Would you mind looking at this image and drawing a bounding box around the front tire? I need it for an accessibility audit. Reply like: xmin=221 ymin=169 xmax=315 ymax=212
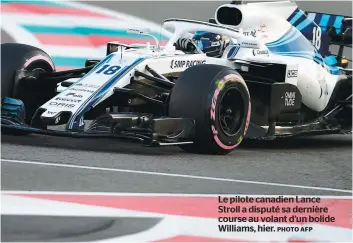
xmin=1 ymin=43 xmax=56 ymax=120
xmin=168 ymin=64 xmax=251 ymax=155
xmin=1 ymin=43 xmax=56 ymax=134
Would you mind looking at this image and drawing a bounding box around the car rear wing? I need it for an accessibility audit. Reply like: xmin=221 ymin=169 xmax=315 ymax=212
xmin=306 ymin=12 xmax=352 ymax=67
xmin=306 ymin=12 xmax=352 ymax=46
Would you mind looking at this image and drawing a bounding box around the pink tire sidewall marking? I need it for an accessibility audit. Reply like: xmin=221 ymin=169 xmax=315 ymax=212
xmin=24 ymin=55 xmax=55 ymax=70
xmin=210 ymin=73 xmax=251 ymax=150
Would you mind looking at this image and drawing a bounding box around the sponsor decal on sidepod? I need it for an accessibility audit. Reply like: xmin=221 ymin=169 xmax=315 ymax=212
xmin=252 ymin=49 xmax=269 ymax=56
xmin=287 ymin=70 xmax=298 ymax=78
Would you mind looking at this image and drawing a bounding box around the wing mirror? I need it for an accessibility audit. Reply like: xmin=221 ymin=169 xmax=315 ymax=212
xmin=127 ymin=28 xmax=160 ymax=51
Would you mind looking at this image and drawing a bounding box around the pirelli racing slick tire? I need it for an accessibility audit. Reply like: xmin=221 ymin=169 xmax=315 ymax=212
xmin=168 ymin=64 xmax=251 ymax=155
xmin=1 ymin=43 xmax=56 ymax=134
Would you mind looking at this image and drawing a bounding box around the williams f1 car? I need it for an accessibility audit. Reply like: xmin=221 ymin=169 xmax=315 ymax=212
xmin=1 ymin=1 xmax=352 ymax=154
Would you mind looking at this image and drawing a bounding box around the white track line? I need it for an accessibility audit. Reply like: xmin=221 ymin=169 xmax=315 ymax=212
xmin=2 ymin=190 xmax=352 ymax=199
xmin=2 ymin=158 xmax=352 ymax=193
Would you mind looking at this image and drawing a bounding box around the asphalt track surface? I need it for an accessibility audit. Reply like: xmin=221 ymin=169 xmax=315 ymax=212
xmin=1 ymin=1 xmax=352 ymax=197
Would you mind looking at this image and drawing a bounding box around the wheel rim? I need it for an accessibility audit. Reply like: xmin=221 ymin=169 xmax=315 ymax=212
xmin=218 ymin=87 xmax=245 ymax=136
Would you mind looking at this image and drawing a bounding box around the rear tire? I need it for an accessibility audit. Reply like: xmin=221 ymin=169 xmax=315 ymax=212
xmin=168 ymin=64 xmax=251 ymax=155
xmin=1 ymin=43 xmax=56 ymax=133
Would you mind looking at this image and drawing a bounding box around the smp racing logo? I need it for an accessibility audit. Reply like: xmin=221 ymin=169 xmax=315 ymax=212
xmin=170 ymin=59 xmax=206 ymax=69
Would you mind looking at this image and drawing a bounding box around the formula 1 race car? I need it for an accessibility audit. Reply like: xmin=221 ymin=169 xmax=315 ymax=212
xmin=1 ymin=1 xmax=352 ymax=154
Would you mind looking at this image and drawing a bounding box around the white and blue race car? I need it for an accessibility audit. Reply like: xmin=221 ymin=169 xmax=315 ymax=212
xmin=1 ymin=1 xmax=352 ymax=154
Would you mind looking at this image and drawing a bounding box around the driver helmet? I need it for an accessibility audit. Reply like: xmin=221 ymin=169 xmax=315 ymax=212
xmin=192 ymin=31 xmax=229 ymax=57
